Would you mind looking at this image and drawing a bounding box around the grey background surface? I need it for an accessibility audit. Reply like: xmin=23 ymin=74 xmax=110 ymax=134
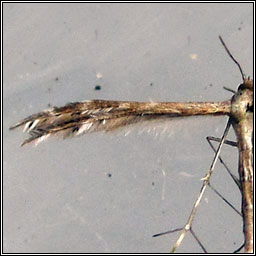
xmin=3 ymin=3 xmax=253 ymax=253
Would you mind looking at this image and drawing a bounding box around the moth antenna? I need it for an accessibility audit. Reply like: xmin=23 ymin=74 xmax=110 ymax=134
xmin=219 ymin=35 xmax=245 ymax=83
xmin=223 ymin=86 xmax=236 ymax=94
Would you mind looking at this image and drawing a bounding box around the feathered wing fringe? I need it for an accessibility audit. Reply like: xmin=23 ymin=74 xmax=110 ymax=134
xmin=9 ymin=100 xmax=163 ymax=146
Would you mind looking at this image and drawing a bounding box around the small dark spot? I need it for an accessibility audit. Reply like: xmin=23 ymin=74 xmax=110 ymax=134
xmin=94 ymin=85 xmax=101 ymax=91
xmin=17 ymin=226 xmax=21 ymax=230
xmin=150 ymin=82 xmax=153 ymax=87
xmin=209 ymin=83 xmax=213 ymax=87
xmin=162 ymin=210 xmax=165 ymax=215
xmin=47 ymin=87 xmax=51 ymax=92
xmin=33 ymin=62 xmax=37 ymax=65
xmin=72 ymin=127 xmax=79 ymax=133
xmin=27 ymin=121 xmax=33 ymax=129
xmin=152 ymin=181 xmax=155 ymax=186
xmin=246 ymin=103 xmax=253 ymax=113
xmin=55 ymin=77 xmax=59 ymax=81
xmin=47 ymin=103 xmax=52 ymax=107
xmin=238 ymin=83 xmax=245 ymax=91
xmin=238 ymin=21 xmax=243 ymax=31
xmin=107 ymin=173 xmax=112 ymax=178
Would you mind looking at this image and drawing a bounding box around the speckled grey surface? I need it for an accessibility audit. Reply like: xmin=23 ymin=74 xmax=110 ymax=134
xmin=3 ymin=3 xmax=253 ymax=253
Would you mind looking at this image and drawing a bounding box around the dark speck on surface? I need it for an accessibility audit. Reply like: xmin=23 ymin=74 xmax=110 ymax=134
xmin=94 ymin=85 xmax=101 ymax=91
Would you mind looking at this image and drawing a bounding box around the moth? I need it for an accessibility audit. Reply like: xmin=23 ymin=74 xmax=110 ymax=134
xmin=10 ymin=36 xmax=253 ymax=253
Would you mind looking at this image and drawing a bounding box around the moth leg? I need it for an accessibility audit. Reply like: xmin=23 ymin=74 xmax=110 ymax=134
xmin=206 ymin=136 xmax=237 ymax=147
xmin=206 ymin=135 xmax=244 ymax=253
xmin=206 ymin=136 xmax=240 ymax=190
xmin=153 ymin=119 xmax=232 ymax=253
